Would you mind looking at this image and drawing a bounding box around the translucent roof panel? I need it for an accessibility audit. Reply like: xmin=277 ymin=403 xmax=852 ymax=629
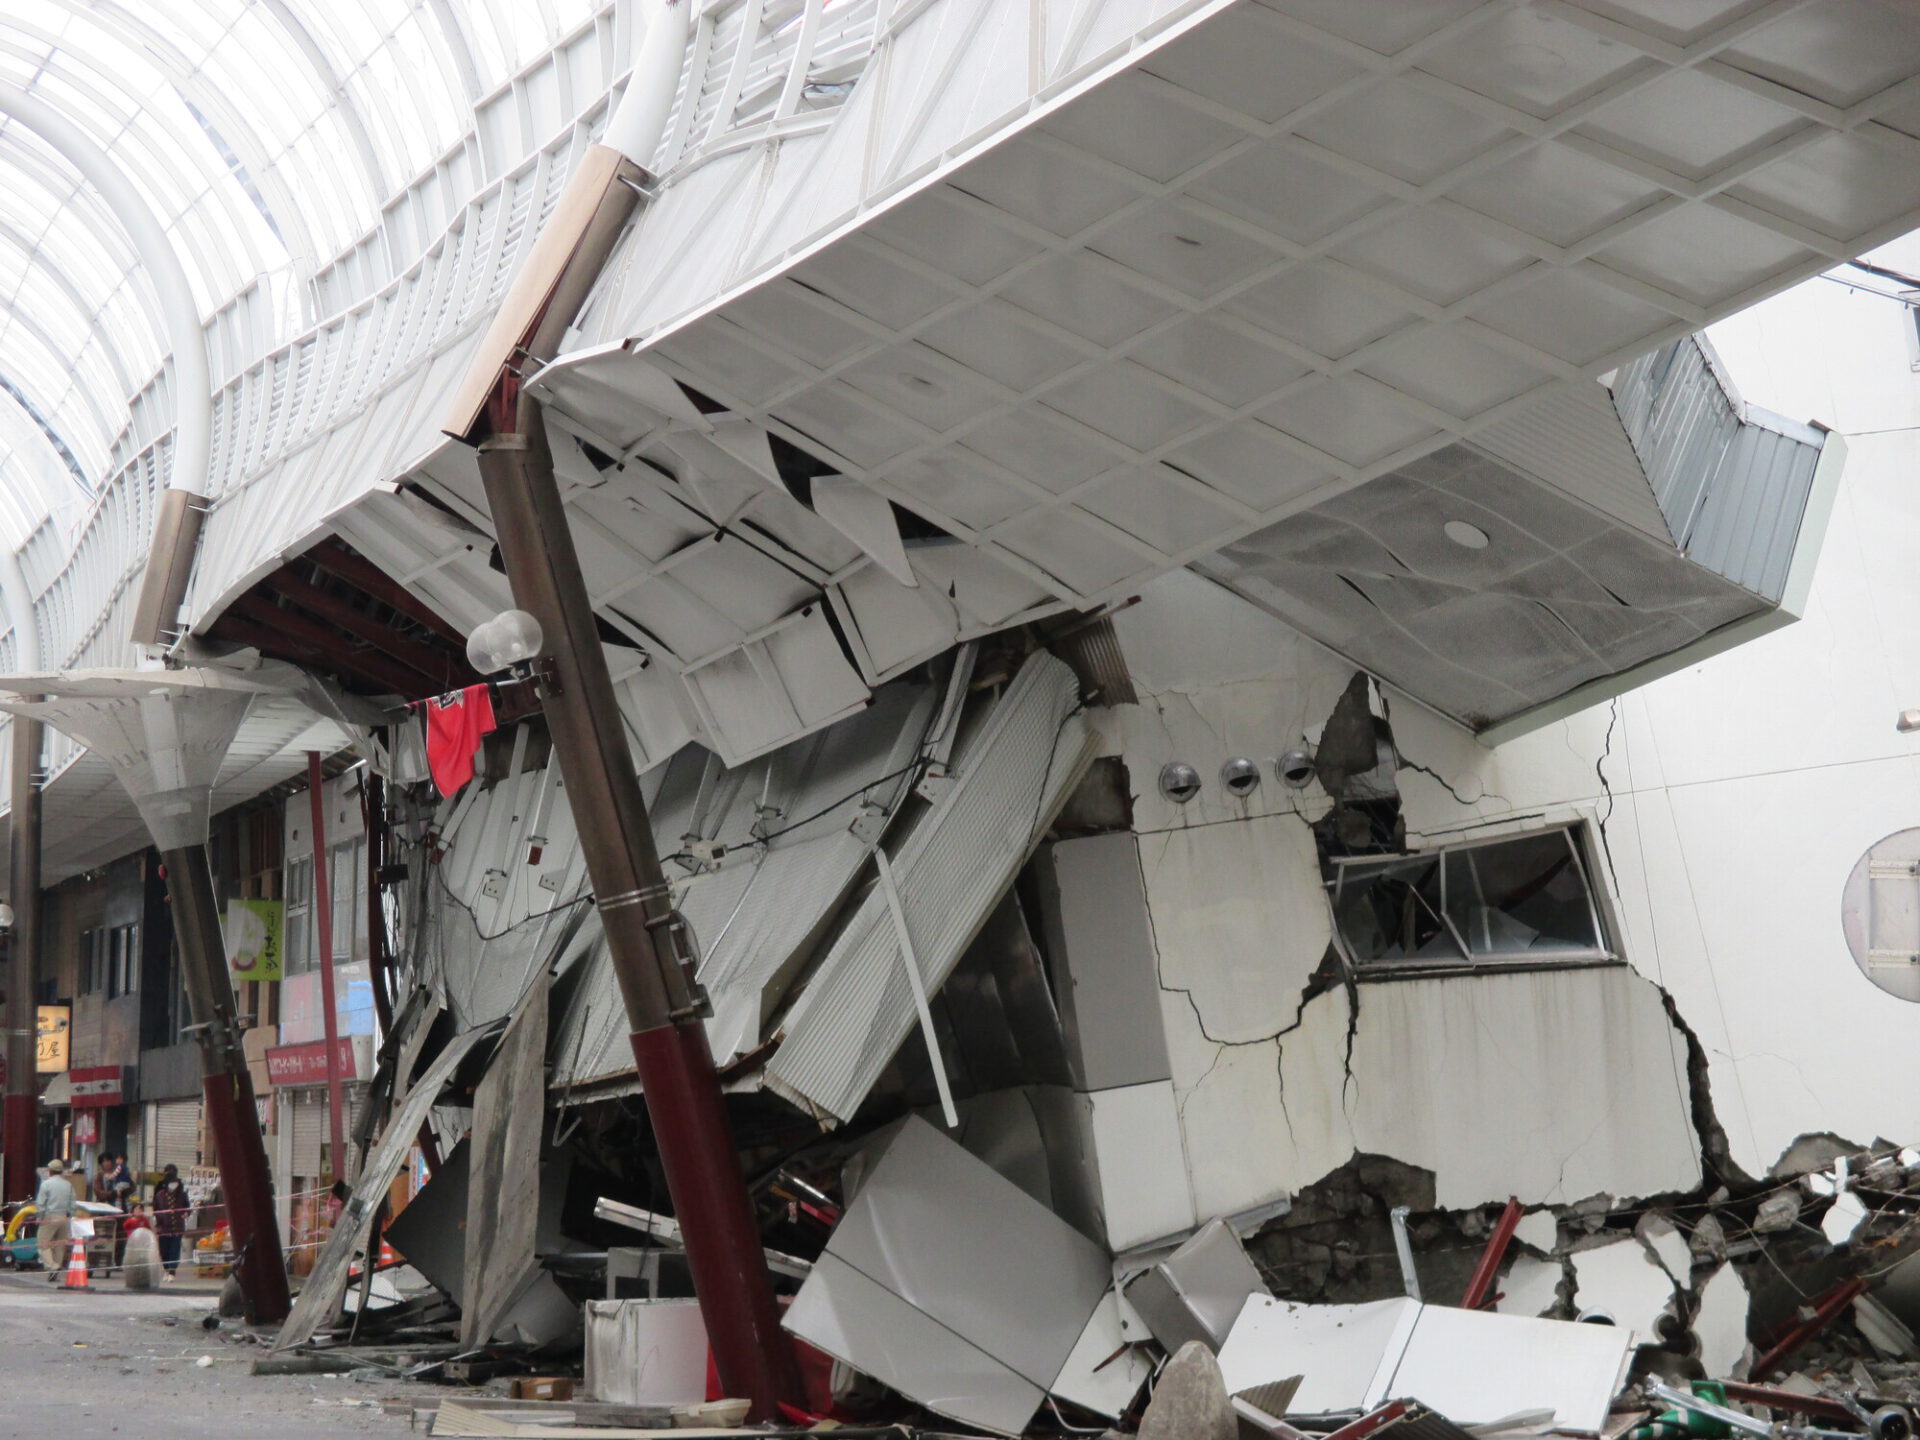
xmin=0 ymin=0 xmax=611 ymax=545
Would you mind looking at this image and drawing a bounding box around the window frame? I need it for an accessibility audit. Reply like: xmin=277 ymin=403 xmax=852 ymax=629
xmin=1327 ymin=820 xmax=1618 ymax=980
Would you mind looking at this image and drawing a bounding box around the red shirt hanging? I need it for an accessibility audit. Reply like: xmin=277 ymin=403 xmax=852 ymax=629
xmin=424 ymin=684 xmax=497 ymax=797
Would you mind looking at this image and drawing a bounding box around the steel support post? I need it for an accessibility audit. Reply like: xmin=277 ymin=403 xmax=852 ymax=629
xmin=3 ymin=713 xmax=41 ymax=1202
xmin=476 ymin=397 xmax=801 ymax=1420
xmin=305 ymin=753 xmax=348 ymax=1183
xmin=161 ymin=844 xmax=291 ymax=1322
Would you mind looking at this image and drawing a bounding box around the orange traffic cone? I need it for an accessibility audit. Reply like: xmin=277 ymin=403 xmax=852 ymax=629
xmin=63 ymin=1235 xmax=90 ymax=1290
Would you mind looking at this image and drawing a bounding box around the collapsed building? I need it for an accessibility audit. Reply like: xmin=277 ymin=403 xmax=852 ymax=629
xmin=6 ymin=0 xmax=1920 ymax=1436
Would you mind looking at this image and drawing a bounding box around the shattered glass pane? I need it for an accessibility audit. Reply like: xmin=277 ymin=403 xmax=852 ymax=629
xmin=1331 ymin=853 xmax=1462 ymax=964
xmin=1443 ymin=830 xmax=1603 ymax=960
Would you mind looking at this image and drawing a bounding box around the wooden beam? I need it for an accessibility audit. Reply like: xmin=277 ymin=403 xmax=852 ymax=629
xmin=303 ymin=538 xmax=469 ymax=647
xmin=261 ymin=572 xmax=473 ymax=691
xmin=228 ymin=593 xmax=437 ymax=698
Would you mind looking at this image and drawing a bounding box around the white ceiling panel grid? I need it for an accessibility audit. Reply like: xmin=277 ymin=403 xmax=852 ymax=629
xmin=543 ymin=0 xmax=1920 ymax=631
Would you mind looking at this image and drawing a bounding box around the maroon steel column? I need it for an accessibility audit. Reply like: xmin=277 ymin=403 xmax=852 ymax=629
xmin=304 ymin=753 xmax=348 ymax=1183
xmin=3 ymin=711 xmax=41 ymax=1202
xmin=476 ymin=396 xmax=801 ymax=1420
xmin=162 ymin=844 xmax=291 ymax=1322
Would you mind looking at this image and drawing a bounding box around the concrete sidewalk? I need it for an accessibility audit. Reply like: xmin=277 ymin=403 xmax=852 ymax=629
xmin=0 ymin=1261 xmax=231 ymax=1298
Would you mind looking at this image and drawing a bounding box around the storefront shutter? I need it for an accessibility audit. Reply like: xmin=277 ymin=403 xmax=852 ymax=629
xmin=150 ymin=1100 xmax=201 ymax=1173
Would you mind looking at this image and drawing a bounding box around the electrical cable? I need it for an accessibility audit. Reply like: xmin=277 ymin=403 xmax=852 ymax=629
xmin=431 ymin=859 xmax=595 ymax=943
xmin=749 ymin=758 xmax=925 ymax=844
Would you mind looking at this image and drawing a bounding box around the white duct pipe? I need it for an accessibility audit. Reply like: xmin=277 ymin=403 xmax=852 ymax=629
xmin=0 ymin=82 xmax=213 ymax=501
xmin=601 ymin=0 xmax=694 ymax=171
xmin=0 ymin=549 xmax=39 ymax=672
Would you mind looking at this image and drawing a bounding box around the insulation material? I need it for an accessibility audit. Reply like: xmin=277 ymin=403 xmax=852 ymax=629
xmin=1496 ymin=1256 xmax=1564 ymax=1319
xmin=1568 ymin=1238 xmax=1677 ymax=1333
xmin=1514 ymin=1211 xmax=1558 ymax=1253
xmin=1639 ymin=1216 xmax=1692 ymax=1283
xmin=766 ymin=653 xmax=1095 ymax=1124
xmin=784 ymin=1117 xmax=1143 ymax=1435
xmin=1218 ymin=1295 xmax=1634 ymax=1432
xmin=1694 ymin=1265 xmax=1751 ymax=1379
xmin=584 ymin=1300 xmax=711 ymax=1405
xmin=549 ymin=681 xmax=935 ymax=1093
xmin=1823 ymin=1192 xmax=1869 ymax=1246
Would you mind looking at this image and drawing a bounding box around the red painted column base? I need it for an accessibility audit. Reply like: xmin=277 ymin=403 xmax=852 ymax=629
xmin=630 ymin=1022 xmax=803 ymax=1422
xmin=3 ymin=1091 xmax=37 ymax=1204
xmin=202 ymin=1069 xmax=292 ymax=1323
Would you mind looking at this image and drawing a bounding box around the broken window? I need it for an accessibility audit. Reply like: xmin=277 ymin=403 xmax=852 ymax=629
xmin=1328 ymin=825 xmax=1612 ymax=971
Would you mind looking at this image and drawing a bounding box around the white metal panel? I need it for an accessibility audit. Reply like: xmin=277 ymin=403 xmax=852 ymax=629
xmin=786 ymin=1252 xmax=1047 ymax=1437
xmin=583 ymin=1300 xmax=711 ymax=1405
xmin=1086 ymin=1081 xmax=1195 ymax=1251
xmin=550 ymin=678 xmax=936 ymax=1090
xmin=764 ymin=652 xmax=1095 ymax=1124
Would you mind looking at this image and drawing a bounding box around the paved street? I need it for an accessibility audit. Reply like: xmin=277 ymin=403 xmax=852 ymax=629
xmin=0 ymin=1272 xmax=415 ymax=1440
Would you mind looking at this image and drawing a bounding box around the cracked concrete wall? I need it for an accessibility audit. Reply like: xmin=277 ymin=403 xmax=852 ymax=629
xmin=1085 ymin=235 xmax=1920 ymax=1211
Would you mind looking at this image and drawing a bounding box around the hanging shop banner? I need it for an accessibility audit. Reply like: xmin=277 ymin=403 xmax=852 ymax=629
xmin=71 ymin=1110 xmax=99 ymax=1146
xmin=36 ymin=1005 xmax=70 ymax=1072
xmin=70 ymin=1065 xmax=129 ymax=1108
xmin=225 ymin=898 xmax=285 ymax=982
xmin=265 ymin=1036 xmax=367 ymax=1087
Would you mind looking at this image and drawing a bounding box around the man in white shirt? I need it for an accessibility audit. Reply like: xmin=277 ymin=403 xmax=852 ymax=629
xmin=33 ymin=1158 xmax=75 ymax=1281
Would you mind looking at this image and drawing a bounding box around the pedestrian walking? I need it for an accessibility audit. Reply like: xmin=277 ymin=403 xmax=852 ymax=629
xmin=153 ymin=1164 xmax=189 ymax=1282
xmin=33 ymin=1159 xmax=75 ymax=1281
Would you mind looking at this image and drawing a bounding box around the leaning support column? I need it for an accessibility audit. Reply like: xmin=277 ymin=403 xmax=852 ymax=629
xmin=476 ymin=396 xmax=802 ymax=1420
xmin=3 ymin=711 xmax=41 ymax=1202
xmin=0 ymin=674 xmax=294 ymax=1315
xmin=163 ymin=844 xmax=291 ymax=1322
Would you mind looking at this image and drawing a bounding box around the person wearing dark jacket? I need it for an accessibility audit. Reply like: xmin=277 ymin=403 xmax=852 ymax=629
xmin=152 ymin=1165 xmax=189 ymax=1281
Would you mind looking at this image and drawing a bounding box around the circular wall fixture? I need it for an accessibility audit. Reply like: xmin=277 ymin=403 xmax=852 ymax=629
xmin=1220 ymin=756 xmax=1261 ymax=797
xmin=1443 ymin=519 xmax=1490 ymax=550
xmin=1278 ymin=747 xmax=1316 ymax=789
xmin=1843 ymin=829 xmax=1920 ymax=1001
xmin=1159 ymin=761 xmax=1202 ymax=804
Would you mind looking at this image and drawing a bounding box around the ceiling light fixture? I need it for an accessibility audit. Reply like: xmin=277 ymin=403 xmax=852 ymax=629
xmin=1443 ymin=519 xmax=1490 ymax=550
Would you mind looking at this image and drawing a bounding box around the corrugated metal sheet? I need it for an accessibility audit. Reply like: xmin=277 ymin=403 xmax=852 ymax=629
xmin=149 ymin=1099 xmax=201 ymax=1173
xmin=764 ymin=652 xmax=1095 ymax=1126
xmin=1472 ymin=379 xmax=1673 ymax=545
xmin=1686 ymin=412 xmax=1825 ymax=600
xmin=1611 ymin=335 xmax=1825 ymax=602
xmin=419 ymin=752 xmax=594 ymax=1035
xmin=548 ymin=678 xmax=937 ymax=1095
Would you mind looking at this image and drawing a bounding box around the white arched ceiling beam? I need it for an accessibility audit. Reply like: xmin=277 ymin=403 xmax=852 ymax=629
xmin=0 ymin=302 xmax=124 ymax=467
xmin=27 ymin=2 xmax=323 ymax=286
xmin=0 ymin=212 xmax=140 ymax=401
xmin=0 ymin=82 xmax=213 ymax=507
xmin=0 ymin=382 xmax=87 ymax=518
xmin=424 ymin=0 xmax=487 ymax=102
xmin=0 ymin=20 xmax=287 ymax=308
xmin=256 ymin=0 xmax=393 ymax=209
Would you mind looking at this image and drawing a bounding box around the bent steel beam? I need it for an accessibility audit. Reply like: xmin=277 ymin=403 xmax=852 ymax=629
xmin=441 ymin=2 xmax=799 ymax=1418
xmin=164 ymin=842 xmax=292 ymax=1323
xmin=476 ymin=398 xmax=803 ymax=1419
